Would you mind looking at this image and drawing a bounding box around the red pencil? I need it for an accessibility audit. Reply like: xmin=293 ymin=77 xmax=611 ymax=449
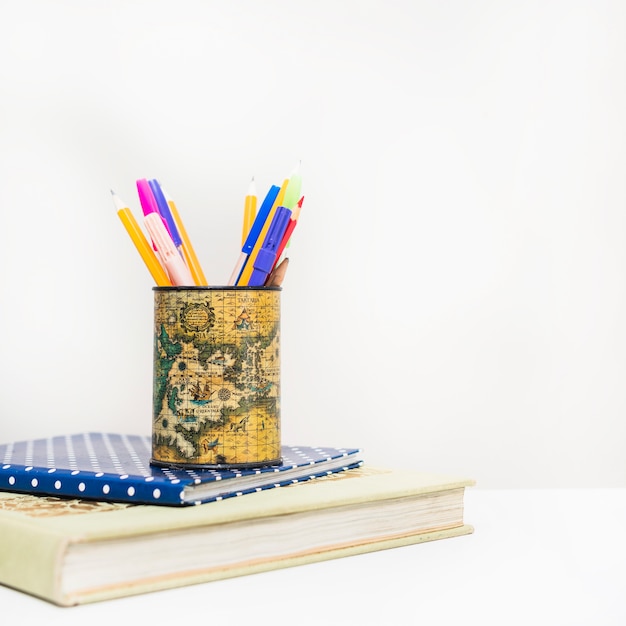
xmin=270 ymin=196 xmax=304 ymax=273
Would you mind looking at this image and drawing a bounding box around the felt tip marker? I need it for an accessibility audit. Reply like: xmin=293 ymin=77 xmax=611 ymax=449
xmin=144 ymin=212 xmax=194 ymax=286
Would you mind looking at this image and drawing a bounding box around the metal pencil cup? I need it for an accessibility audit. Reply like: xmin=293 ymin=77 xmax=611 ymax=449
xmin=151 ymin=286 xmax=282 ymax=469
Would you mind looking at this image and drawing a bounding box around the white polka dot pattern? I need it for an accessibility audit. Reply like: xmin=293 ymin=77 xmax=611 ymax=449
xmin=0 ymin=433 xmax=362 ymax=507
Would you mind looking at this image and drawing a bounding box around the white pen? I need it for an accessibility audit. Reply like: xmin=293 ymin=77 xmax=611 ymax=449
xmin=144 ymin=212 xmax=194 ymax=286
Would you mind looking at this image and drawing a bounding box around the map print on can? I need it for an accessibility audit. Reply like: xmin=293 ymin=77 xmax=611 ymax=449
xmin=152 ymin=286 xmax=282 ymax=469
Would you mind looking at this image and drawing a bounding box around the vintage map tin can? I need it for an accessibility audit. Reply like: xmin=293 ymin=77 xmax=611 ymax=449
xmin=151 ymin=286 xmax=282 ymax=469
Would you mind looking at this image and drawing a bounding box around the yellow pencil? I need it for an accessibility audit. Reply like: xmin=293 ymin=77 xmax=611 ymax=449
xmin=111 ymin=191 xmax=171 ymax=287
xmin=242 ymin=177 xmax=257 ymax=246
xmin=237 ymin=178 xmax=289 ymax=286
xmin=161 ymin=187 xmax=208 ymax=286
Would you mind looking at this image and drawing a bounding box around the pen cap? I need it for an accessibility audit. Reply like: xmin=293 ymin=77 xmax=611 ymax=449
xmin=254 ymin=207 xmax=292 ymax=272
xmin=144 ymin=213 xmax=194 ymax=286
xmin=149 ymin=179 xmax=182 ymax=248
xmin=136 ymin=179 xmax=160 ymax=216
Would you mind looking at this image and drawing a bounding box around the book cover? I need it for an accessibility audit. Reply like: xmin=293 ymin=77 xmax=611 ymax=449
xmin=0 ymin=433 xmax=362 ymax=506
xmin=0 ymin=466 xmax=474 ymax=607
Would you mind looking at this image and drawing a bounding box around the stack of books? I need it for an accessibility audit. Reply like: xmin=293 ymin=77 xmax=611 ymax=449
xmin=0 ymin=432 xmax=474 ymax=606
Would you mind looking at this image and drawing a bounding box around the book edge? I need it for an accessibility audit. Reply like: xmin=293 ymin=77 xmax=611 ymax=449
xmin=0 ymin=438 xmax=363 ymax=507
xmin=62 ymin=524 xmax=474 ymax=606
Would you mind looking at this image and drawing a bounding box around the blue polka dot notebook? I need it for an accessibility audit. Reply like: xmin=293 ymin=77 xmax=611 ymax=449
xmin=0 ymin=433 xmax=362 ymax=506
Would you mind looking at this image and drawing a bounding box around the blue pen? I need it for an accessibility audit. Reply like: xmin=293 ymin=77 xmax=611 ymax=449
xmin=149 ymin=179 xmax=183 ymax=250
xmin=228 ymin=184 xmax=280 ymax=285
xmin=248 ymin=207 xmax=292 ymax=287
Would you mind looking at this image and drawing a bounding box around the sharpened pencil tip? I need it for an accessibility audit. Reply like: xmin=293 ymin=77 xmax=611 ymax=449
xmin=267 ymin=257 xmax=290 ymax=287
xmin=290 ymin=160 xmax=301 ymax=175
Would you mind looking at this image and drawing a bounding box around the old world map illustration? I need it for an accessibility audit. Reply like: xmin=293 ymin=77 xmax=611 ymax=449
xmin=152 ymin=288 xmax=281 ymax=467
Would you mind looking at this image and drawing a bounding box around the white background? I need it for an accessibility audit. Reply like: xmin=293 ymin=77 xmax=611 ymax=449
xmin=1 ymin=0 xmax=625 ymax=487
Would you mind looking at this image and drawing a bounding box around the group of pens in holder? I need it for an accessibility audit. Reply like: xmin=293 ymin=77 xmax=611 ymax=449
xmin=111 ymin=163 xmax=304 ymax=288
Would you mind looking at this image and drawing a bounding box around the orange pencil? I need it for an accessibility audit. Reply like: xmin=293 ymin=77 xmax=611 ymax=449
xmin=161 ymin=187 xmax=208 ymax=286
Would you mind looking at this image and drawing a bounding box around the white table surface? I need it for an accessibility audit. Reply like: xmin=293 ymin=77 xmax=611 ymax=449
xmin=1 ymin=489 xmax=625 ymax=625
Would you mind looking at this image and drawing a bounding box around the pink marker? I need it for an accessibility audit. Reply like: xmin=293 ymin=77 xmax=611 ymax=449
xmin=137 ymin=178 xmax=175 ymax=253
xmin=144 ymin=213 xmax=194 ymax=286
xmin=136 ymin=179 xmax=160 ymax=216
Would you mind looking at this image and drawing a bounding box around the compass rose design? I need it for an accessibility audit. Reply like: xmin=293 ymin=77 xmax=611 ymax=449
xmin=180 ymin=301 xmax=215 ymax=332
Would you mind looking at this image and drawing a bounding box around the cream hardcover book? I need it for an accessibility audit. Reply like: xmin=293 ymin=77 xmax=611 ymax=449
xmin=0 ymin=466 xmax=474 ymax=606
